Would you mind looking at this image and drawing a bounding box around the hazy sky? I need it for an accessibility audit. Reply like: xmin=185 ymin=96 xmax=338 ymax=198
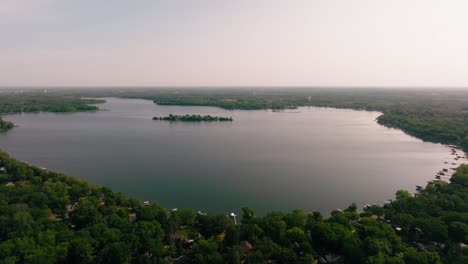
xmin=1 ymin=0 xmax=468 ymax=87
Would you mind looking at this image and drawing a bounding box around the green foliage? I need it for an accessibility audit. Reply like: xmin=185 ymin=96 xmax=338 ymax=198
xmin=460 ymin=136 xmax=468 ymax=152
xmin=0 ymin=117 xmax=13 ymax=130
xmin=153 ymin=114 xmax=233 ymax=122
xmin=0 ymin=93 xmax=102 ymax=114
xmin=0 ymin=92 xmax=103 ymax=130
xmin=177 ymin=208 xmax=196 ymax=226
xmin=191 ymin=239 xmax=223 ymax=264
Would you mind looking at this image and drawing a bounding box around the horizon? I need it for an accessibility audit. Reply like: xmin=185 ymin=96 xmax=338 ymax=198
xmin=2 ymin=86 xmax=468 ymax=90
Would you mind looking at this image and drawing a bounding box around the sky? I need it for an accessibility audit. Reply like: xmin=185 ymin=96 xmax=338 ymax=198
xmin=1 ymin=0 xmax=468 ymax=87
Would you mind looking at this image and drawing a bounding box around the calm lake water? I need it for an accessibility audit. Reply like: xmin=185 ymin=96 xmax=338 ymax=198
xmin=0 ymin=98 xmax=460 ymax=214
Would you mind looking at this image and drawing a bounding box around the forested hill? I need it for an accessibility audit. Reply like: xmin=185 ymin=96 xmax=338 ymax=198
xmin=0 ymin=150 xmax=468 ymax=263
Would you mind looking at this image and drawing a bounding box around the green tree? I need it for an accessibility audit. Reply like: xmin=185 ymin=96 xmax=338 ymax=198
xmin=191 ymin=239 xmax=223 ymax=264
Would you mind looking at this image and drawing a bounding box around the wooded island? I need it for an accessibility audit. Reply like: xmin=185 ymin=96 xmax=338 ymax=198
xmin=153 ymin=114 xmax=233 ymax=122
xmin=0 ymin=117 xmax=13 ymax=130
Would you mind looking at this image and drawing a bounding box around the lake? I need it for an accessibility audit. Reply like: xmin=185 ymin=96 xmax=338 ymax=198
xmin=0 ymin=98 xmax=460 ymax=214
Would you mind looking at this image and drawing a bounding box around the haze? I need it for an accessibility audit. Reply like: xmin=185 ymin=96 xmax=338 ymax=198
xmin=1 ymin=0 xmax=468 ymax=87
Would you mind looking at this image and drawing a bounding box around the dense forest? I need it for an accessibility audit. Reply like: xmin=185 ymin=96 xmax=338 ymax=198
xmin=1 ymin=88 xmax=468 ymax=263
xmin=153 ymin=114 xmax=233 ymax=122
xmin=0 ymin=93 xmax=102 ymax=114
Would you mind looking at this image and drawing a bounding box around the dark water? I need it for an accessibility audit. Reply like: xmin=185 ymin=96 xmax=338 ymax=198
xmin=0 ymin=98 xmax=459 ymax=214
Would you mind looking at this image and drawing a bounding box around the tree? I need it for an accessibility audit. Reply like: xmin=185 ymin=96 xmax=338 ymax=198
xmin=70 ymin=200 xmax=101 ymax=228
xmin=191 ymin=239 xmax=223 ymax=264
xmin=284 ymin=209 xmax=307 ymax=228
xmin=225 ymin=246 xmax=242 ymax=264
xmin=97 ymin=242 xmax=130 ymax=264
xmin=460 ymin=136 xmax=468 ymax=151
xmin=68 ymin=231 xmax=96 ymax=264
xmin=448 ymin=222 xmax=468 ymax=243
xmin=287 ymin=227 xmax=305 ymax=242
xmin=395 ymin=190 xmax=411 ymax=200
xmin=12 ymin=211 xmax=34 ymax=236
xmin=403 ymin=248 xmax=441 ymax=264
xmin=224 ymin=225 xmax=240 ymax=247
xmin=134 ymin=221 xmax=164 ymax=259
xmin=241 ymin=207 xmax=255 ymax=222
xmin=136 ymin=203 xmax=168 ymax=224
xmin=178 ymin=208 xmax=196 ymax=226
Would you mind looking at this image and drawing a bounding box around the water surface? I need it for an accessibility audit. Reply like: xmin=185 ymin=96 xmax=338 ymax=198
xmin=0 ymin=98 xmax=459 ymax=214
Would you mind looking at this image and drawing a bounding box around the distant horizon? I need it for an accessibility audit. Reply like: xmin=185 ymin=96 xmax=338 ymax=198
xmin=1 ymin=86 xmax=468 ymax=90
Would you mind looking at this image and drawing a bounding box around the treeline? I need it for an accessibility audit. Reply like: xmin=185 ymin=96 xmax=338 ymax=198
xmin=0 ymin=92 xmax=104 ymax=131
xmin=153 ymin=114 xmax=233 ymax=122
xmin=153 ymin=95 xmax=275 ymax=110
xmin=1 ymin=150 xmax=467 ymax=263
xmin=0 ymin=94 xmax=103 ymax=114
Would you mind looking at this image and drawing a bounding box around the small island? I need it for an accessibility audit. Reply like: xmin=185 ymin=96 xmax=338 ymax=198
xmin=153 ymin=114 xmax=233 ymax=122
xmin=0 ymin=117 xmax=14 ymax=131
